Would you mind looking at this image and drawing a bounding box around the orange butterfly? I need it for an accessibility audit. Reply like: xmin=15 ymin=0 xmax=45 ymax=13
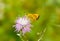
xmin=26 ymin=14 xmax=40 ymax=21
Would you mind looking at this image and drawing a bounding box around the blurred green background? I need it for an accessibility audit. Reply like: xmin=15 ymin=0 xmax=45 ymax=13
xmin=0 ymin=0 xmax=60 ymax=41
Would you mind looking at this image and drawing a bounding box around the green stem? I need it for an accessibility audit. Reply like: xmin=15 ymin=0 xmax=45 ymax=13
xmin=20 ymin=31 xmax=24 ymax=41
xmin=38 ymin=28 xmax=46 ymax=41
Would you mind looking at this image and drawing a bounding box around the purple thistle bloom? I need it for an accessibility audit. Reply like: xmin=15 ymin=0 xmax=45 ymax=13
xmin=14 ymin=16 xmax=31 ymax=35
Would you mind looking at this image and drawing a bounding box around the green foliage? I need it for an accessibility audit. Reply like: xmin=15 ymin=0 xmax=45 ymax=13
xmin=0 ymin=0 xmax=60 ymax=41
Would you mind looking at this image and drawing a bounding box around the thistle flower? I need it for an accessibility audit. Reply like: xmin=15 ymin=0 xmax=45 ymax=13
xmin=14 ymin=16 xmax=32 ymax=35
